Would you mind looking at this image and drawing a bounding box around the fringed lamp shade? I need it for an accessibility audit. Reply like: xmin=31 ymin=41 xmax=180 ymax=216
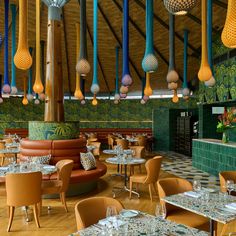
xmin=167 ymin=14 xmax=179 ymax=84
xmin=91 ymin=0 xmax=100 ymax=96
xmin=3 ymin=0 xmax=10 ymax=94
xmin=114 ymin=46 xmax=120 ymax=103
xmin=198 ymin=0 xmax=212 ymax=82
xmin=183 ymin=29 xmax=190 ymax=98
xmin=0 ymin=75 xmax=3 ymax=103
xmin=76 ymin=0 xmax=90 ymax=76
xmin=121 ymin=0 xmax=132 ymax=88
xmin=10 ymin=4 xmax=17 ymax=94
xmin=74 ymin=23 xmax=84 ymax=100
xmin=222 ymin=0 xmax=236 ymax=48
xmin=142 ymin=0 xmax=158 ymax=73
xmin=22 ymin=77 xmax=29 ymax=105
xmin=164 ymin=0 xmax=198 ymax=15
xmin=144 ymin=73 xmax=153 ymax=96
xmin=33 ymin=0 xmax=44 ymax=94
xmin=205 ymin=0 xmax=215 ymax=87
xmin=14 ymin=0 xmax=32 ymax=70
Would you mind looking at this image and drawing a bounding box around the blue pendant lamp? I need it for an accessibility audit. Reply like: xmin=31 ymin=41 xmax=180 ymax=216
xmin=205 ymin=0 xmax=215 ymax=87
xmin=10 ymin=4 xmax=17 ymax=94
xmin=3 ymin=0 xmax=10 ymax=94
xmin=91 ymin=0 xmax=99 ymax=105
xmin=114 ymin=46 xmax=120 ymax=103
xmin=183 ymin=29 xmax=190 ymax=98
xmin=0 ymin=75 xmax=3 ymax=103
xmin=121 ymin=0 xmax=132 ymax=89
xmin=167 ymin=14 xmax=179 ymax=90
xmin=142 ymin=0 xmax=158 ymax=73
xmin=27 ymin=47 xmax=34 ymax=102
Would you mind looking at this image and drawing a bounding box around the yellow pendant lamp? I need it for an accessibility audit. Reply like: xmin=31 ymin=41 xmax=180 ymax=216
xmin=74 ymin=23 xmax=84 ymax=100
xmin=14 ymin=0 xmax=32 ymax=70
xmin=33 ymin=0 xmax=44 ymax=93
xmin=172 ymin=89 xmax=179 ymax=103
xmin=198 ymin=0 xmax=212 ymax=82
xmin=22 ymin=77 xmax=28 ymax=105
xmin=222 ymin=0 xmax=236 ymax=48
xmin=92 ymin=94 xmax=98 ymax=106
xmin=144 ymin=73 xmax=153 ymax=96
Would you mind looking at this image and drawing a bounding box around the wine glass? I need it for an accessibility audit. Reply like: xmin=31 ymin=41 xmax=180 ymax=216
xmin=106 ymin=206 xmax=118 ymax=218
xmin=226 ymin=180 xmax=235 ymax=195
xmin=193 ymin=180 xmax=201 ymax=192
xmin=155 ymin=203 xmax=166 ymax=219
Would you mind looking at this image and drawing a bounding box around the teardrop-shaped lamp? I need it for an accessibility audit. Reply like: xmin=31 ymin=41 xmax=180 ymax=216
xmin=27 ymin=47 xmax=34 ymax=101
xmin=14 ymin=0 xmax=32 ymax=70
xmin=222 ymin=0 xmax=236 ymax=48
xmin=168 ymin=82 xmax=178 ymax=90
xmin=198 ymin=0 xmax=212 ymax=82
xmin=183 ymin=29 xmax=190 ymax=98
xmin=121 ymin=0 xmax=132 ymax=87
xmin=164 ymin=0 xmax=198 ymax=15
xmin=114 ymin=46 xmax=120 ymax=102
xmin=22 ymin=77 xmax=29 ymax=105
xmin=144 ymin=73 xmax=153 ymax=96
xmin=92 ymin=94 xmax=98 ymax=106
xmin=172 ymin=90 xmax=179 ymax=103
xmin=142 ymin=0 xmax=158 ymax=73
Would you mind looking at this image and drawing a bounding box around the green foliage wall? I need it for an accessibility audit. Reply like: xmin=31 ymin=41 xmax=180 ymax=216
xmin=0 ymin=97 xmax=198 ymax=134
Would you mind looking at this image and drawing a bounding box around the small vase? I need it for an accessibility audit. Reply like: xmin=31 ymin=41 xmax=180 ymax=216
xmin=222 ymin=132 xmax=229 ymax=143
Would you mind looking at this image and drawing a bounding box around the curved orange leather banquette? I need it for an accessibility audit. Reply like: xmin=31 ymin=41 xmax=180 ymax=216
xmin=20 ymin=138 xmax=107 ymax=184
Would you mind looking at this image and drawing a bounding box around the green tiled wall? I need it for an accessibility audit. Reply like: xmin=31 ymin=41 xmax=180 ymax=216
xmin=192 ymin=140 xmax=236 ymax=176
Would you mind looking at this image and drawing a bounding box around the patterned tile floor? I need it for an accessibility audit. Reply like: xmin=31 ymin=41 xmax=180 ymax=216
xmin=158 ymin=151 xmax=220 ymax=187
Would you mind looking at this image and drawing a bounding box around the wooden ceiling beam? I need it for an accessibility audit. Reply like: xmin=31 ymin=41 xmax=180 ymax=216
xmin=98 ymin=2 xmax=143 ymax=81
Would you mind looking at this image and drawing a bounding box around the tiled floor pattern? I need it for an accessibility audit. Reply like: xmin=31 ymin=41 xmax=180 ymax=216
xmin=159 ymin=151 xmax=220 ymax=187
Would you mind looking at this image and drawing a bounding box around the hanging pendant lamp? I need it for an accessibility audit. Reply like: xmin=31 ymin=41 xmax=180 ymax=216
xmin=144 ymin=73 xmax=153 ymax=96
xmin=205 ymin=0 xmax=215 ymax=87
xmin=222 ymin=0 xmax=236 ymax=48
xmin=92 ymin=94 xmax=98 ymax=106
xmin=14 ymin=0 xmax=32 ymax=70
xmin=33 ymin=0 xmax=44 ymax=94
xmin=141 ymin=77 xmax=146 ymax=104
xmin=121 ymin=0 xmax=132 ymax=88
xmin=39 ymin=40 xmax=45 ymax=100
xmin=183 ymin=29 xmax=190 ymax=98
xmin=3 ymin=0 xmax=10 ymax=94
xmin=114 ymin=46 xmax=120 ymax=103
xmin=74 ymin=23 xmax=84 ymax=100
xmin=167 ymin=14 xmax=179 ymax=85
xmin=198 ymin=0 xmax=212 ymax=82
xmin=172 ymin=89 xmax=179 ymax=103
xmin=76 ymin=0 xmax=90 ymax=76
xmin=91 ymin=0 xmax=100 ymax=98
xmin=0 ymin=75 xmax=3 ymax=104
xmin=34 ymin=93 xmax=40 ymax=105
xmin=27 ymin=47 xmax=34 ymax=102
xmin=10 ymin=4 xmax=17 ymax=94
xmin=164 ymin=0 xmax=198 ymax=15
xmin=0 ymin=33 xmax=2 ymax=47
xmin=22 ymin=77 xmax=29 ymax=105
xmin=142 ymin=0 xmax=158 ymax=73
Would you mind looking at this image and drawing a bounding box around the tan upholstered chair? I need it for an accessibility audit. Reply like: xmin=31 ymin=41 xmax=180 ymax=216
xmin=129 ymin=156 xmax=162 ymax=201
xmin=137 ymin=135 xmax=147 ymax=147
xmin=89 ymin=141 xmax=101 ymax=158
xmin=116 ymin=139 xmax=129 ymax=150
xmin=108 ymin=134 xmax=115 ymax=149
xmin=41 ymin=159 xmax=74 ymax=212
xmin=75 ymin=197 xmax=124 ymax=230
xmin=157 ymin=178 xmax=209 ymax=231
xmin=129 ymin=146 xmax=145 ymax=175
xmin=6 ymin=172 xmax=42 ymax=232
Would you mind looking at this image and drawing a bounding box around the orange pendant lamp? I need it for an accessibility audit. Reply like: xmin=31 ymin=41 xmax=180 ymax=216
xmin=144 ymin=73 xmax=153 ymax=96
xmin=198 ymin=0 xmax=212 ymax=82
xmin=222 ymin=0 xmax=236 ymax=48
xmin=14 ymin=0 xmax=32 ymax=70
xmin=74 ymin=23 xmax=84 ymax=100
xmin=92 ymin=94 xmax=98 ymax=106
xmin=22 ymin=77 xmax=28 ymax=105
xmin=172 ymin=90 xmax=179 ymax=103
xmin=33 ymin=0 xmax=44 ymax=94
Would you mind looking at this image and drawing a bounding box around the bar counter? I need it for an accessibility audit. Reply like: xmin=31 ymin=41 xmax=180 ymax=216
xmin=192 ymin=139 xmax=236 ymax=176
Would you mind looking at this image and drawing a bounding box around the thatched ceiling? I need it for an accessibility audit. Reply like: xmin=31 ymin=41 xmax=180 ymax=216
xmin=0 ymin=0 xmax=228 ymax=95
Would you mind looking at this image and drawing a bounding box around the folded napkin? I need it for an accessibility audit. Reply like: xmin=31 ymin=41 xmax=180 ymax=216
xmin=225 ymin=203 xmax=236 ymax=212
xmin=183 ymin=191 xmax=201 ymax=198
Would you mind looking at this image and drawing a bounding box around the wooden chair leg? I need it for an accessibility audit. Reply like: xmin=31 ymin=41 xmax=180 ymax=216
xmin=148 ymin=184 xmax=153 ymax=202
xmin=153 ymin=183 xmax=158 ymax=196
xmin=129 ymin=181 xmax=133 ymax=199
xmin=61 ymin=192 xmax=68 ymax=212
xmin=7 ymin=206 xmax=15 ymax=232
xmin=37 ymin=200 xmax=42 ymax=216
xmin=1 ymin=156 xmax=4 ymax=166
xmin=33 ymin=204 xmax=40 ymax=228
xmin=220 ymin=223 xmax=229 ymax=236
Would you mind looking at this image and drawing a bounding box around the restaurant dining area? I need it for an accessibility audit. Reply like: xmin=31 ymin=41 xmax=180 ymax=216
xmin=0 ymin=0 xmax=236 ymax=235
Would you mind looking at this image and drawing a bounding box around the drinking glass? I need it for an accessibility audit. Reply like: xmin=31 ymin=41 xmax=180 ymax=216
xmin=155 ymin=203 xmax=166 ymax=219
xmin=226 ymin=180 xmax=235 ymax=195
xmin=106 ymin=206 xmax=118 ymax=218
xmin=193 ymin=180 xmax=201 ymax=192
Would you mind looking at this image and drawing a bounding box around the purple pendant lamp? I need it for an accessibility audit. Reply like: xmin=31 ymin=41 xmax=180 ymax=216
xmin=0 ymin=75 xmax=3 ymax=103
xmin=205 ymin=0 xmax=215 ymax=87
xmin=3 ymin=0 xmax=11 ymax=94
xmin=120 ymin=0 xmax=132 ymax=94
xmin=183 ymin=29 xmax=190 ymax=99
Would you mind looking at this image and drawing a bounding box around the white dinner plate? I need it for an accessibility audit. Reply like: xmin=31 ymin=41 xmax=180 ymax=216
xmin=120 ymin=210 xmax=139 ymax=218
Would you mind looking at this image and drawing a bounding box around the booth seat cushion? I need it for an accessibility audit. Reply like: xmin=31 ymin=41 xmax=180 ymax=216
xmin=49 ymin=161 xmax=107 ymax=184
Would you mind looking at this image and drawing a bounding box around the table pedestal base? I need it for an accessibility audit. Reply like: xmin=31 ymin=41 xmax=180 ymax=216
xmin=112 ymin=186 xmax=140 ymax=198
